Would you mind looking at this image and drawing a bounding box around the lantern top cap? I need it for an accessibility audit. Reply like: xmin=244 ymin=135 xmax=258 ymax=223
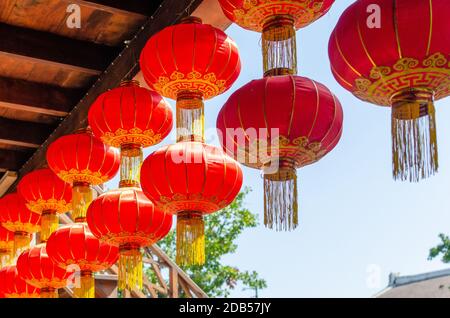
xmin=178 ymin=16 xmax=202 ymax=25
xmin=120 ymin=80 xmax=140 ymax=87
xmin=73 ymin=126 xmax=92 ymax=135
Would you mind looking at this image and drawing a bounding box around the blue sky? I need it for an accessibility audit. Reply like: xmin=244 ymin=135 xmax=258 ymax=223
xmin=109 ymin=0 xmax=450 ymax=297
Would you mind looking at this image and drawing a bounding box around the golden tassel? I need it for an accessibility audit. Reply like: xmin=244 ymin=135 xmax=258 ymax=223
xmin=40 ymin=287 xmax=58 ymax=298
xmin=391 ymin=89 xmax=438 ymax=182
xmin=40 ymin=210 xmax=58 ymax=242
xmin=14 ymin=231 xmax=31 ymax=256
xmin=176 ymin=211 xmax=205 ymax=266
xmin=74 ymin=271 xmax=95 ymax=298
xmin=263 ymin=167 xmax=298 ymax=231
xmin=0 ymin=247 xmax=13 ymax=268
xmin=118 ymin=245 xmax=143 ymax=292
xmin=72 ymin=182 xmax=94 ymax=222
xmin=262 ymin=16 xmax=297 ymax=77
xmin=120 ymin=144 xmax=143 ymax=188
xmin=176 ymin=91 xmax=205 ymax=143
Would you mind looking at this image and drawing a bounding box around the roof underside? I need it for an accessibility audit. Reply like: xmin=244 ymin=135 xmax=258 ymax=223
xmin=0 ymin=0 xmax=211 ymax=192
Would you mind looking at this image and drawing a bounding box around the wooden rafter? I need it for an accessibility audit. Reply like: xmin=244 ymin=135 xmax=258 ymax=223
xmin=0 ymin=22 xmax=119 ymax=75
xmin=0 ymin=117 xmax=55 ymax=149
xmin=71 ymin=0 xmax=162 ymax=17
xmin=0 ymin=77 xmax=82 ymax=117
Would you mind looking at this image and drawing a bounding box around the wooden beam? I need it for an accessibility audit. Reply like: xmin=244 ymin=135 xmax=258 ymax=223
xmin=0 ymin=118 xmax=55 ymax=148
xmin=0 ymin=149 xmax=32 ymax=171
xmin=0 ymin=23 xmax=119 ymax=75
xmin=72 ymin=0 xmax=163 ymax=17
xmin=0 ymin=77 xmax=82 ymax=117
xmin=10 ymin=0 xmax=203 ymax=191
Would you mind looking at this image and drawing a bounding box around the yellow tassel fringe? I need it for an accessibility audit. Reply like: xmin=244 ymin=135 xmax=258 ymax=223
xmin=120 ymin=144 xmax=143 ymax=188
xmin=72 ymin=183 xmax=94 ymax=222
xmin=391 ymin=89 xmax=438 ymax=182
xmin=74 ymin=271 xmax=95 ymax=298
xmin=118 ymin=247 xmax=143 ymax=292
xmin=264 ymin=168 xmax=298 ymax=231
xmin=176 ymin=92 xmax=205 ymax=143
xmin=14 ymin=231 xmax=31 ymax=256
xmin=262 ymin=16 xmax=297 ymax=77
xmin=41 ymin=210 xmax=59 ymax=242
xmin=176 ymin=212 xmax=205 ymax=266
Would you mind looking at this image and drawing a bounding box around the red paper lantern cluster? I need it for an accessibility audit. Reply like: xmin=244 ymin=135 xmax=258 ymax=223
xmin=87 ymin=187 xmax=172 ymax=291
xmin=18 ymin=168 xmax=72 ymax=241
xmin=0 ymin=265 xmax=40 ymax=298
xmin=17 ymin=244 xmax=71 ymax=298
xmin=47 ymin=129 xmax=120 ymax=222
xmin=141 ymin=141 xmax=243 ymax=265
xmin=46 ymin=223 xmax=118 ymax=298
xmin=217 ymin=75 xmax=343 ymax=230
xmin=0 ymin=193 xmax=41 ymax=255
xmin=0 ymin=226 xmax=14 ymax=268
xmin=218 ymin=0 xmax=335 ymax=75
xmin=329 ymin=0 xmax=450 ymax=181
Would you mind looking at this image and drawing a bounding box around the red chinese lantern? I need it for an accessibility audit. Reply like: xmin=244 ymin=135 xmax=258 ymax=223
xmin=46 ymin=129 xmax=120 ymax=221
xmin=217 ymin=75 xmax=343 ymax=231
xmin=218 ymin=0 xmax=335 ymax=75
xmin=18 ymin=168 xmax=72 ymax=241
xmin=140 ymin=16 xmax=241 ymax=142
xmin=328 ymin=0 xmax=450 ymax=181
xmin=46 ymin=223 xmax=118 ymax=298
xmin=17 ymin=244 xmax=71 ymax=298
xmin=0 ymin=226 xmax=14 ymax=268
xmin=0 ymin=193 xmax=41 ymax=255
xmin=87 ymin=187 xmax=172 ymax=292
xmin=88 ymin=80 xmax=173 ymax=187
xmin=140 ymin=141 xmax=243 ymax=265
xmin=0 ymin=265 xmax=40 ymax=298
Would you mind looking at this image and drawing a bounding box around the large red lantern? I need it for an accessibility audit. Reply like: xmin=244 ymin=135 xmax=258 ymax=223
xmin=329 ymin=0 xmax=450 ymax=182
xmin=0 ymin=265 xmax=40 ymax=298
xmin=17 ymin=244 xmax=71 ymax=298
xmin=46 ymin=129 xmax=120 ymax=221
xmin=217 ymin=75 xmax=343 ymax=231
xmin=87 ymin=187 xmax=172 ymax=292
xmin=46 ymin=223 xmax=118 ymax=298
xmin=140 ymin=17 xmax=241 ymax=143
xmin=0 ymin=226 xmax=14 ymax=268
xmin=18 ymin=168 xmax=72 ymax=241
xmin=88 ymin=80 xmax=173 ymax=188
xmin=0 ymin=193 xmax=41 ymax=255
xmin=140 ymin=141 xmax=243 ymax=265
xmin=218 ymin=0 xmax=335 ymax=75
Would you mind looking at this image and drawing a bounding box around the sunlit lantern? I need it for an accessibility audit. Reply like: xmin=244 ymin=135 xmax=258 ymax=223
xmin=46 ymin=129 xmax=120 ymax=221
xmin=18 ymin=168 xmax=72 ymax=241
xmin=88 ymin=80 xmax=173 ymax=188
xmin=140 ymin=141 xmax=243 ymax=266
xmin=140 ymin=16 xmax=241 ymax=143
xmin=0 ymin=265 xmax=40 ymax=298
xmin=328 ymin=0 xmax=450 ymax=182
xmin=87 ymin=187 xmax=172 ymax=293
xmin=218 ymin=0 xmax=334 ymax=76
xmin=17 ymin=244 xmax=71 ymax=298
xmin=46 ymin=223 xmax=118 ymax=298
xmin=217 ymin=75 xmax=343 ymax=231
xmin=0 ymin=193 xmax=41 ymax=255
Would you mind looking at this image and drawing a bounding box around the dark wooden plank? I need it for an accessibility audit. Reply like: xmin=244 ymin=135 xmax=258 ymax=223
xmin=0 ymin=23 xmax=119 ymax=75
xmin=79 ymin=0 xmax=163 ymax=17
xmin=0 ymin=77 xmax=83 ymax=117
xmin=0 ymin=149 xmax=33 ymax=171
xmin=9 ymin=0 xmax=203 ymax=192
xmin=0 ymin=117 xmax=55 ymax=149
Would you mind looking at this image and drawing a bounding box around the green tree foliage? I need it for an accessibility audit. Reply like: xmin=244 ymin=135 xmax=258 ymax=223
xmin=428 ymin=233 xmax=450 ymax=263
xmin=150 ymin=187 xmax=267 ymax=297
